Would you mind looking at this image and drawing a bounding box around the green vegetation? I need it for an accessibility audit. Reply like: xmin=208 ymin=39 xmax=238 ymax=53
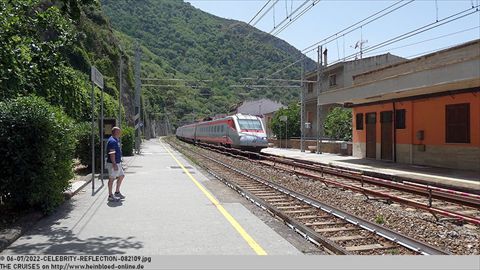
xmin=74 ymin=121 xmax=101 ymax=171
xmin=101 ymin=0 xmax=315 ymax=128
xmin=0 ymin=0 xmax=137 ymax=213
xmin=269 ymin=103 xmax=301 ymax=139
xmin=0 ymin=0 xmax=125 ymax=122
xmin=324 ymin=107 xmax=352 ymax=141
xmin=0 ymin=96 xmax=76 ymax=213
xmin=375 ymin=214 xmax=386 ymax=225
xmin=121 ymin=126 xmax=135 ymax=156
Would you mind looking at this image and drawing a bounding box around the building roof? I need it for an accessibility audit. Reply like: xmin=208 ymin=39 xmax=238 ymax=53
xmin=305 ymin=53 xmax=405 ymax=78
xmin=231 ymin=98 xmax=285 ymax=115
xmin=317 ymin=39 xmax=480 ymax=105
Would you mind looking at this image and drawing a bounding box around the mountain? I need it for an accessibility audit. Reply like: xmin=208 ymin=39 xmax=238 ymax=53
xmin=101 ymin=0 xmax=316 ymax=128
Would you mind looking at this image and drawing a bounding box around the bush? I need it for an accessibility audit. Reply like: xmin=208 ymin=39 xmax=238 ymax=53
xmin=0 ymin=96 xmax=77 ymax=213
xmin=324 ymin=107 xmax=352 ymax=141
xmin=269 ymin=103 xmax=300 ymax=139
xmin=74 ymin=121 xmax=101 ymax=171
xmin=122 ymin=126 xmax=135 ymax=156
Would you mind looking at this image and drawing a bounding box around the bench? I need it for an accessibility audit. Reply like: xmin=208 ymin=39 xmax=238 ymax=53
xmin=307 ymin=145 xmax=317 ymax=153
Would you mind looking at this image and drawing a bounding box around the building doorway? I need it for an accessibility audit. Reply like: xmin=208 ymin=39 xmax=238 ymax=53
xmin=366 ymin=112 xmax=376 ymax=159
xmin=380 ymin=111 xmax=393 ymax=161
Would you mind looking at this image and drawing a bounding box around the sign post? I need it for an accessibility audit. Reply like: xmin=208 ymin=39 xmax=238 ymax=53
xmin=280 ymin=115 xmax=288 ymax=149
xmin=91 ymin=66 xmax=104 ymax=191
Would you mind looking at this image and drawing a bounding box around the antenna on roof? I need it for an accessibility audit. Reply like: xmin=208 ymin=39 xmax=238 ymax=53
xmin=351 ymin=26 xmax=368 ymax=60
xmin=352 ymin=39 xmax=368 ymax=60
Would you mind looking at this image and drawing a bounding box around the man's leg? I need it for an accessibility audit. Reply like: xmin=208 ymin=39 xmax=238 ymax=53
xmin=108 ymin=177 xmax=115 ymax=196
xmin=115 ymin=175 xmax=125 ymax=193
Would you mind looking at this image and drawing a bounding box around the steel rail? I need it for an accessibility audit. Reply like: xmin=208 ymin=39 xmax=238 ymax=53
xmin=169 ymin=140 xmax=450 ymax=255
xmin=196 ymin=143 xmax=480 ymax=225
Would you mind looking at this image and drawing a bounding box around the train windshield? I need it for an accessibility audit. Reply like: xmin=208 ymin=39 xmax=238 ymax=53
xmin=238 ymin=119 xmax=263 ymax=130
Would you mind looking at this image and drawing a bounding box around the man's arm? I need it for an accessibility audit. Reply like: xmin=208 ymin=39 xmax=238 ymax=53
xmin=108 ymin=148 xmax=118 ymax=170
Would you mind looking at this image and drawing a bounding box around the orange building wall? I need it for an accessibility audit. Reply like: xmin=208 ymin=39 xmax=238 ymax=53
xmin=353 ymin=92 xmax=480 ymax=148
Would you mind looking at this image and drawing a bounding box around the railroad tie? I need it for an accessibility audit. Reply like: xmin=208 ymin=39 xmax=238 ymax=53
xmin=305 ymin=221 xmax=347 ymax=226
xmin=266 ymin=198 xmax=291 ymax=203
xmin=284 ymin=209 xmax=317 ymax=214
xmin=261 ymin=195 xmax=287 ymax=199
xmin=296 ymin=214 xmax=330 ymax=220
xmin=315 ymin=227 xmax=361 ymax=233
xmin=345 ymin=243 xmax=396 ymax=252
xmin=328 ymin=235 xmax=366 ymax=241
xmin=276 ymin=205 xmax=310 ymax=210
xmin=254 ymin=192 xmax=279 ymax=196
xmin=270 ymin=201 xmax=297 ymax=206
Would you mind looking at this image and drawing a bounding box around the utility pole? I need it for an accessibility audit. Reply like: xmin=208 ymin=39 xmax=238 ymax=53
xmin=300 ymin=59 xmax=305 ymax=152
xmin=90 ymin=80 xmax=95 ymax=188
xmin=118 ymin=52 xmax=123 ymax=129
xmin=316 ymin=45 xmax=323 ymax=154
xmin=134 ymin=44 xmax=142 ymax=153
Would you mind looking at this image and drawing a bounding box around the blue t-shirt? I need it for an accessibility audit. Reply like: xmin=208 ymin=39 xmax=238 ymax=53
xmin=106 ymin=136 xmax=122 ymax=164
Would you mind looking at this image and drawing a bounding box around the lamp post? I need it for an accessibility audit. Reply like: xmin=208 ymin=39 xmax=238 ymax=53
xmin=118 ymin=46 xmax=123 ymax=130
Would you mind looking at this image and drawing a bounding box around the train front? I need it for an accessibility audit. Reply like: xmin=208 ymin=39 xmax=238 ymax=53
xmin=234 ymin=114 xmax=269 ymax=151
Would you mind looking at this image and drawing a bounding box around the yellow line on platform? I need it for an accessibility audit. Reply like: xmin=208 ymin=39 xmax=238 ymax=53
xmin=160 ymin=141 xmax=267 ymax=256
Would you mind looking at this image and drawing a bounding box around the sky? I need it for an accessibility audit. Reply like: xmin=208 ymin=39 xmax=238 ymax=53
xmin=186 ymin=0 xmax=480 ymax=62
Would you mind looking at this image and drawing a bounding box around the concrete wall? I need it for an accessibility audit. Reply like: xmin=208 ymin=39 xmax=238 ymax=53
xmin=303 ymin=53 xmax=406 ymax=139
xmin=318 ymin=40 xmax=480 ymax=105
xmin=270 ymin=139 xmax=353 ymax=156
xmin=354 ymin=41 xmax=480 ymax=85
xmin=352 ymin=91 xmax=480 ymax=171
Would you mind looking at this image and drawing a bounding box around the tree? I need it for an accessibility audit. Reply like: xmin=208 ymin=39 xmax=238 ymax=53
xmin=269 ymin=103 xmax=300 ymax=139
xmin=324 ymin=107 xmax=352 ymax=141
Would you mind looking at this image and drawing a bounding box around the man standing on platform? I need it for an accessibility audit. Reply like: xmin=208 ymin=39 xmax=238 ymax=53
xmin=106 ymin=127 xmax=126 ymax=202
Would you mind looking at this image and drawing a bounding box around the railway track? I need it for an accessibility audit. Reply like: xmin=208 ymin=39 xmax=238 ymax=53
xmin=167 ymin=139 xmax=450 ymax=255
xmin=195 ymin=142 xmax=480 ymax=226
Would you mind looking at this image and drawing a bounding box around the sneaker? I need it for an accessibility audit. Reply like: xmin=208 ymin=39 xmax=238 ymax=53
xmin=108 ymin=195 xmax=120 ymax=202
xmin=114 ymin=192 xmax=126 ymax=199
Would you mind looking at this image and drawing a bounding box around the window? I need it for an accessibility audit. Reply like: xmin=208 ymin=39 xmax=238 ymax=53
xmin=329 ymin=74 xmax=337 ymax=87
xmin=395 ymin=109 xmax=406 ymax=129
xmin=307 ymin=111 xmax=313 ymax=123
xmin=238 ymin=119 xmax=263 ymax=130
xmin=307 ymin=83 xmax=314 ymax=93
xmin=366 ymin=112 xmax=376 ymax=124
xmin=356 ymin=113 xmax=364 ymax=130
xmin=446 ymin=103 xmax=470 ymax=143
xmin=380 ymin=111 xmax=392 ymax=123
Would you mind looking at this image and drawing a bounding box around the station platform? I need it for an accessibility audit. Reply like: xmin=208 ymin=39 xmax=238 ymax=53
xmin=262 ymin=147 xmax=480 ymax=194
xmin=2 ymin=140 xmax=302 ymax=255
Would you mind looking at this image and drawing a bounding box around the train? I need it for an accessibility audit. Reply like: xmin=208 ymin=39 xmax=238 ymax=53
xmin=176 ymin=113 xmax=269 ymax=152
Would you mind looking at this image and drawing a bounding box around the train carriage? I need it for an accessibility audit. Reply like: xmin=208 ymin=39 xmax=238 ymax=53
xmin=176 ymin=113 xmax=268 ymax=152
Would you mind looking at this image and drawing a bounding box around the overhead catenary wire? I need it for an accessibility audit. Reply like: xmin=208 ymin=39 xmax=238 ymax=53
xmin=327 ymin=5 xmax=479 ymax=66
xmin=269 ymin=0 xmax=311 ymax=33
xmin=248 ymin=0 xmax=272 ymax=25
xmin=271 ymin=0 xmax=321 ymax=36
xmin=404 ymin=40 xmax=472 ymax=59
xmin=265 ymin=2 xmax=478 ymax=82
xmin=359 ymin=26 xmax=480 ymax=58
xmin=302 ymin=0 xmax=413 ymax=53
xmin=251 ymin=0 xmax=414 ymax=84
xmin=250 ymin=0 xmax=279 ymax=27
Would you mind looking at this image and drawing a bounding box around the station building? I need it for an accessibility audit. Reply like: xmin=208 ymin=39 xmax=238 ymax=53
xmin=304 ymin=53 xmax=405 ymax=139
xmin=317 ymin=39 xmax=480 ymax=171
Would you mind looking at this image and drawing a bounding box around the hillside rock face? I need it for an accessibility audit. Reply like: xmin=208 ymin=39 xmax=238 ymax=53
xmin=101 ymin=0 xmax=314 ymax=79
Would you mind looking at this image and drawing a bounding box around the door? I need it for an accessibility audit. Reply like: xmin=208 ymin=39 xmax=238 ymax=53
xmin=366 ymin=112 xmax=376 ymax=159
xmin=380 ymin=111 xmax=393 ymax=161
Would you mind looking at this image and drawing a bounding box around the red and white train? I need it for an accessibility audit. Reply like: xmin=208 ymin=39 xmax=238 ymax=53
xmin=176 ymin=113 xmax=268 ymax=152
